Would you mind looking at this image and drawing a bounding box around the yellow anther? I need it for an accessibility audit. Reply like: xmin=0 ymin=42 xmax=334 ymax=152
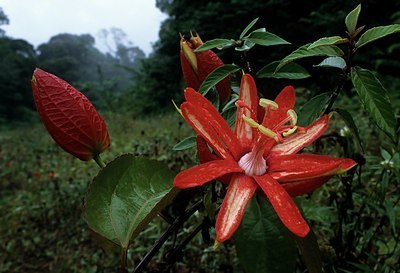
xmin=258 ymin=125 xmax=277 ymax=139
xmin=282 ymin=126 xmax=298 ymax=137
xmin=259 ymin=99 xmax=278 ymax=110
xmin=242 ymin=115 xmax=259 ymax=128
xmin=287 ymin=109 xmax=297 ymax=125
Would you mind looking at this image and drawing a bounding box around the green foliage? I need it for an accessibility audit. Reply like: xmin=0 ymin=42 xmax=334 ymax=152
xmin=0 ymin=37 xmax=37 ymax=121
xmin=345 ymin=4 xmax=361 ymax=34
xmin=198 ymin=64 xmax=240 ymax=95
xmin=356 ymin=24 xmax=400 ymax=49
xmin=85 ymin=154 xmax=177 ymax=248
xmin=276 ymin=44 xmax=344 ymax=71
xmin=351 ymin=67 xmax=397 ymax=142
xmin=257 ymin=61 xmax=310 ymax=79
xmin=234 ymin=196 xmax=297 ymax=273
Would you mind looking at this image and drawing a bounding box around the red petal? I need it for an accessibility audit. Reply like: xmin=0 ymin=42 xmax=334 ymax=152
xmin=196 ymin=50 xmax=231 ymax=102
xmin=269 ymin=115 xmax=329 ymax=157
xmin=234 ymin=74 xmax=259 ymax=152
xmin=183 ymin=88 xmax=242 ymax=160
xmin=268 ymin=154 xmax=357 ymax=182
xmin=282 ymin=177 xmax=331 ymax=197
xmin=253 ymin=175 xmax=310 ymax=237
xmin=173 ymin=159 xmax=242 ymax=189
xmin=216 ymin=174 xmax=257 ymax=242
xmin=32 ymin=68 xmax=110 ymax=161
xmin=196 ymin=136 xmax=218 ymax=164
xmin=180 ymin=51 xmax=200 ymax=90
xmin=262 ymin=86 xmax=296 ymax=128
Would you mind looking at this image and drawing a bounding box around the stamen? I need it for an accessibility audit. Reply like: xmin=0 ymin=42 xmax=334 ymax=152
xmin=242 ymin=115 xmax=259 ymax=128
xmin=258 ymin=125 xmax=277 ymax=139
xmin=282 ymin=126 xmax=298 ymax=137
xmin=259 ymin=99 xmax=278 ymax=110
xmin=287 ymin=109 xmax=297 ymax=125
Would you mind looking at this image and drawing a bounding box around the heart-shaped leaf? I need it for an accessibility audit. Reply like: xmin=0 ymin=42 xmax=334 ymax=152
xmin=85 ymin=154 xmax=177 ymax=248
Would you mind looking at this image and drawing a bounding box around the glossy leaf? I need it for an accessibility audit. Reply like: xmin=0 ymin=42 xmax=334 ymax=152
xmin=298 ymin=92 xmax=330 ymax=126
xmin=234 ymin=196 xmax=297 ymax=273
xmin=335 ymin=108 xmax=363 ymax=151
xmin=276 ymin=44 xmax=344 ymax=71
xmin=172 ymin=135 xmax=197 ymax=151
xmin=198 ymin=64 xmax=240 ymax=96
xmin=345 ymin=4 xmax=361 ymax=33
xmin=307 ymin=36 xmax=348 ymax=50
xmin=244 ymin=31 xmax=290 ymax=47
xmin=256 ymin=61 xmax=310 ymax=79
xmin=240 ymin=17 xmax=259 ymax=39
xmin=194 ymin=38 xmax=235 ymax=52
xmin=314 ymin=56 xmax=347 ymax=70
xmin=351 ymin=67 xmax=397 ymax=142
xmin=356 ymin=24 xmax=400 ymax=49
xmin=85 ymin=154 xmax=177 ymax=248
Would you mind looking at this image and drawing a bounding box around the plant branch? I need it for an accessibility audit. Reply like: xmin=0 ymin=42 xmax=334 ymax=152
xmin=133 ymin=200 xmax=204 ymax=273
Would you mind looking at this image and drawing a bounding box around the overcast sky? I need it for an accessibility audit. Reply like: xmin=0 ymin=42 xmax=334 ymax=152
xmin=0 ymin=0 xmax=167 ymax=55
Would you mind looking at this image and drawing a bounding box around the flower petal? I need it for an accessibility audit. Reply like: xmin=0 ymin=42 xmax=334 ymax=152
xmin=183 ymin=88 xmax=242 ymax=160
xmin=253 ymin=175 xmax=310 ymax=237
xmin=216 ymin=174 xmax=257 ymax=242
xmin=282 ymin=177 xmax=331 ymax=197
xmin=269 ymin=115 xmax=329 ymax=157
xmin=262 ymin=86 xmax=296 ymax=128
xmin=173 ymin=159 xmax=242 ymax=189
xmin=268 ymin=154 xmax=357 ymax=182
xmin=234 ymin=74 xmax=259 ymax=151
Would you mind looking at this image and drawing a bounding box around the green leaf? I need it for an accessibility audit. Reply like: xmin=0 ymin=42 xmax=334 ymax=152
xmin=244 ymin=31 xmax=290 ymax=47
xmin=256 ymin=61 xmax=310 ymax=79
xmin=314 ymin=56 xmax=347 ymax=70
xmin=85 ymin=154 xmax=177 ymax=248
xmin=356 ymin=24 xmax=400 ymax=49
xmin=308 ymin=36 xmax=348 ymax=50
xmin=276 ymin=44 xmax=344 ymax=72
xmin=234 ymin=196 xmax=297 ymax=273
xmin=351 ymin=67 xmax=397 ymax=142
xmin=345 ymin=4 xmax=362 ymax=33
xmin=298 ymin=92 xmax=330 ymax=126
xmin=335 ymin=108 xmax=363 ymax=151
xmin=194 ymin=39 xmax=235 ymax=52
xmin=199 ymin=64 xmax=240 ymax=96
xmin=296 ymin=229 xmax=322 ymax=273
xmin=172 ymin=136 xmax=197 ymax=151
xmin=240 ymin=17 xmax=259 ymax=39
xmin=235 ymin=39 xmax=256 ymax=52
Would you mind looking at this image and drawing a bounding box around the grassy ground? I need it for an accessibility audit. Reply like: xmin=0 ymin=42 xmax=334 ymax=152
xmin=0 ymin=112 xmax=201 ymax=272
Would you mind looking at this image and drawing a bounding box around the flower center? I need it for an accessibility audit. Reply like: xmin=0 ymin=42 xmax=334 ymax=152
xmin=238 ymin=141 xmax=267 ymax=176
xmin=236 ymin=97 xmax=307 ymax=176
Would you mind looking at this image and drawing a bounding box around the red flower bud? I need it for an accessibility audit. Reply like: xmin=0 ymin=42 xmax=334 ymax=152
xmin=31 ymin=68 xmax=110 ymax=161
xmin=180 ymin=33 xmax=231 ymax=102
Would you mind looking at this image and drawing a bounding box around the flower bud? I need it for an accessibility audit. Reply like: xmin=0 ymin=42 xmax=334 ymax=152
xmin=180 ymin=33 xmax=231 ymax=102
xmin=31 ymin=68 xmax=110 ymax=161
